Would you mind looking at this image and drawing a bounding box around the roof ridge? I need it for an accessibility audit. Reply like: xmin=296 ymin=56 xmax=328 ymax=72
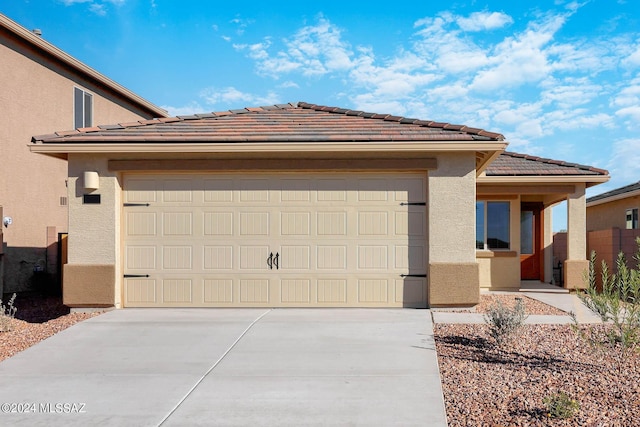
xmin=501 ymin=151 xmax=609 ymax=175
xmin=296 ymin=102 xmax=504 ymax=140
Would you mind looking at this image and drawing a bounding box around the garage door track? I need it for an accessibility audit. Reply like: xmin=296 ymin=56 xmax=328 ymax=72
xmin=0 ymin=309 xmax=447 ymax=426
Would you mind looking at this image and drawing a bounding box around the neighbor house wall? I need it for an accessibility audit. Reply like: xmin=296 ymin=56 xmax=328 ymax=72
xmin=0 ymin=28 xmax=160 ymax=293
xmin=587 ymin=228 xmax=640 ymax=288
xmin=587 ymin=195 xmax=640 ymax=231
xmin=428 ymin=152 xmax=479 ymax=307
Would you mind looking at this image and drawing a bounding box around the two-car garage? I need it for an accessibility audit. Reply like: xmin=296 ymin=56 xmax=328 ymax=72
xmin=122 ymin=172 xmax=428 ymax=308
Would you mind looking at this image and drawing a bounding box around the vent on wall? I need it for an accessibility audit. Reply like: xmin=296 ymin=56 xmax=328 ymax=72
xmin=60 ymin=196 xmax=68 ymax=206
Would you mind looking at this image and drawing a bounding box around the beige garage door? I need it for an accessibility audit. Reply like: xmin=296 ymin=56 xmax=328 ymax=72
xmin=122 ymin=173 xmax=427 ymax=307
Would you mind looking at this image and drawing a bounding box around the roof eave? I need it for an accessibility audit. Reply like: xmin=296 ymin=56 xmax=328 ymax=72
xmin=29 ymin=140 xmax=508 ymax=156
xmin=587 ymin=188 xmax=640 ymax=207
xmin=478 ymin=175 xmax=610 ymax=187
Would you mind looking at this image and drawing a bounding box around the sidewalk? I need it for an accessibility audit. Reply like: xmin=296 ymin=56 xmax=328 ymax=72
xmin=432 ymin=286 xmax=602 ymax=325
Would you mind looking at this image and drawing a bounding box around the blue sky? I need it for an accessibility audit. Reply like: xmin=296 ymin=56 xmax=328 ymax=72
xmin=3 ymin=0 xmax=640 ymax=230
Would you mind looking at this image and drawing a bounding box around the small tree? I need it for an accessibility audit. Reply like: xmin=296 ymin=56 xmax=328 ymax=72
xmin=572 ymin=238 xmax=640 ymax=371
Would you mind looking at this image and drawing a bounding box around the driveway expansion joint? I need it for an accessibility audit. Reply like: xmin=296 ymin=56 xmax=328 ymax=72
xmin=156 ymin=308 xmax=272 ymax=427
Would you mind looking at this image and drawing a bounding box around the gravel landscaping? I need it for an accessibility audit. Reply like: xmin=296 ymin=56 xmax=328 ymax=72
xmin=0 ymin=292 xmax=102 ymax=362
xmin=1 ymin=292 xmax=637 ymax=425
xmin=434 ymin=294 xmax=640 ymax=426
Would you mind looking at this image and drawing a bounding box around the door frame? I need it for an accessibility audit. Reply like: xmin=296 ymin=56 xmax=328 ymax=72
xmin=520 ymin=202 xmax=544 ymax=281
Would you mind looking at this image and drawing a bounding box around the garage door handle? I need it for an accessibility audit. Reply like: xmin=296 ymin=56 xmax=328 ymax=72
xmin=124 ymin=274 xmax=150 ymax=278
xmin=400 ymin=274 xmax=426 ymax=278
xmin=267 ymin=252 xmax=273 ymax=270
xmin=274 ymin=252 xmax=279 ymax=270
xmin=400 ymin=202 xmax=426 ymax=206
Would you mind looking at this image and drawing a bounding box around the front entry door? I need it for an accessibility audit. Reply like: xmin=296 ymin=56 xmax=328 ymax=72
xmin=520 ymin=203 xmax=543 ymax=280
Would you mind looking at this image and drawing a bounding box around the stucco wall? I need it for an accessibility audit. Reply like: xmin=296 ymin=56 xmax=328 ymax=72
xmin=0 ymin=33 xmax=159 ymax=292
xmin=66 ymin=154 xmax=120 ymax=307
xmin=428 ymin=152 xmax=479 ymax=306
xmin=587 ymin=195 xmax=640 ymax=231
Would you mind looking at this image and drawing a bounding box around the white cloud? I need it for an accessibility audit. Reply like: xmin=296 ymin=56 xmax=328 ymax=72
xmin=200 ymin=87 xmax=281 ymax=108
xmin=234 ymin=18 xmax=353 ymax=78
xmin=623 ymin=42 xmax=640 ymax=67
xmin=456 ymin=12 xmax=514 ymax=32
xmin=61 ymin=0 xmax=125 ymax=15
xmin=161 ymin=102 xmax=205 ymax=117
xmin=607 ymin=138 xmax=640 ymax=183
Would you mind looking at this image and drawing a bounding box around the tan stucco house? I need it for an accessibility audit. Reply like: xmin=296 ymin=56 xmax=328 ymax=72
xmin=585 ymin=181 xmax=640 ymax=277
xmin=30 ymin=102 xmax=609 ymax=308
xmin=0 ymin=13 xmax=167 ymax=294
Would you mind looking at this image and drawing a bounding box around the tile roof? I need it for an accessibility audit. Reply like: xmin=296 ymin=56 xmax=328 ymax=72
xmin=587 ymin=180 xmax=640 ymax=203
xmin=32 ymin=102 xmax=505 ymax=143
xmin=485 ymin=152 xmax=608 ymax=177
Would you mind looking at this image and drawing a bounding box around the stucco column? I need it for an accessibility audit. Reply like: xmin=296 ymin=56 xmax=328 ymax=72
xmin=543 ymin=205 xmax=553 ymax=284
xmin=63 ymin=154 xmax=119 ymax=308
xmin=427 ymin=152 xmax=479 ymax=307
xmin=564 ymin=183 xmax=589 ymax=289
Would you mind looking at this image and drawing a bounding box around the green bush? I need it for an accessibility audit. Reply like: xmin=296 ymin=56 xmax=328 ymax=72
xmin=572 ymin=238 xmax=640 ymax=371
xmin=483 ymin=298 xmax=528 ymax=347
xmin=543 ymin=391 xmax=580 ymax=419
xmin=0 ymin=293 xmax=17 ymax=332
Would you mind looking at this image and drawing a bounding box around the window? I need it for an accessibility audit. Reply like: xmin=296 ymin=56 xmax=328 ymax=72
xmin=626 ymin=208 xmax=639 ymax=229
xmin=476 ymin=201 xmax=510 ymax=250
xmin=74 ymin=87 xmax=93 ymax=128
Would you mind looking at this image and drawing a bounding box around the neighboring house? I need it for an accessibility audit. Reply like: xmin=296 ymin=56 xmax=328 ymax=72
xmin=0 ymin=14 xmax=167 ymax=294
xmin=585 ymin=181 xmax=640 ymax=275
xmin=30 ymin=102 xmax=609 ymax=308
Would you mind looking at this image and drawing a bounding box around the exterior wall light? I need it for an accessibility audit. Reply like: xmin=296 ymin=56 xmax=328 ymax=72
xmin=83 ymin=171 xmax=100 ymax=190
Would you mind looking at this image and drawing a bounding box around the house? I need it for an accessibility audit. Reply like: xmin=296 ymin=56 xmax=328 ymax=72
xmin=30 ymin=103 xmax=609 ymax=308
xmin=0 ymin=14 xmax=167 ymax=294
xmin=585 ymin=181 xmax=640 ymax=275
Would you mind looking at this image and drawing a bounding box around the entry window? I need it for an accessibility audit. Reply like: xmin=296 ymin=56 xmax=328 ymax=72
xmin=627 ymin=208 xmax=639 ymax=229
xmin=74 ymin=87 xmax=93 ymax=129
xmin=520 ymin=211 xmax=534 ymax=254
xmin=476 ymin=201 xmax=510 ymax=250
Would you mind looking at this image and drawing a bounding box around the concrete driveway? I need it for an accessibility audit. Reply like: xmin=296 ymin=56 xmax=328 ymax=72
xmin=0 ymin=309 xmax=447 ymax=426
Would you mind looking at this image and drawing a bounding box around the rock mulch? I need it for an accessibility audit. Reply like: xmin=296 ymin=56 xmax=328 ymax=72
xmin=0 ymin=292 xmax=102 ymax=362
xmin=434 ymin=294 xmax=640 ymax=426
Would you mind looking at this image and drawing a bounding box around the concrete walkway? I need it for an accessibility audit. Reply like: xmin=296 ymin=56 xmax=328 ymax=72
xmin=0 ymin=308 xmax=446 ymax=427
xmin=432 ymin=289 xmax=603 ymax=325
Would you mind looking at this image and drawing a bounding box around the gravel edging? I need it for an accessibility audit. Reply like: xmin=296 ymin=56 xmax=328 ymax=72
xmin=434 ymin=294 xmax=640 ymax=426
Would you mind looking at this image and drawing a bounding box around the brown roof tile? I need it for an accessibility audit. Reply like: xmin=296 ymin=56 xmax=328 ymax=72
xmin=486 ymin=152 xmax=608 ymax=176
xmin=31 ymin=102 xmax=506 ymax=144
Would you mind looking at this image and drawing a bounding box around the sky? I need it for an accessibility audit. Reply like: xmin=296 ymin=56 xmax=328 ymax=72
xmin=2 ymin=0 xmax=640 ymax=230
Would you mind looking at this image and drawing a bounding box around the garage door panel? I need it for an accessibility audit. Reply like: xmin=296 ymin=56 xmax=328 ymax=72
xmin=123 ymin=172 xmax=428 ymax=308
xmin=204 ymin=212 xmax=233 ymax=235
xmin=162 ymin=279 xmax=193 ymax=303
xmin=125 ymin=278 xmax=157 ymax=304
xmin=280 ymin=279 xmax=311 ymax=303
xmin=395 ymin=278 xmax=426 ymax=306
xmin=239 ymin=212 xmax=270 ymax=236
xmin=203 ymin=279 xmax=233 ymax=303
xmin=203 ymin=246 xmax=233 ymax=270
xmin=204 ymin=179 xmax=234 ymax=202
xmin=126 ymin=245 xmax=157 ymax=270
xmin=163 ymin=212 xmax=193 ymax=236
xmin=316 ymin=245 xmax=347 ymax=270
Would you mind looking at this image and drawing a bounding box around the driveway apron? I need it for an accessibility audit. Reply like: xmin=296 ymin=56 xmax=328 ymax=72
xmin=0 ymin=308 xmax=446 ymax=426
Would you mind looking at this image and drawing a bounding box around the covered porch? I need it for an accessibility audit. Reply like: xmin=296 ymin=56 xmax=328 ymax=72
xmin=476 ymin=152 xmax=609 ymax=292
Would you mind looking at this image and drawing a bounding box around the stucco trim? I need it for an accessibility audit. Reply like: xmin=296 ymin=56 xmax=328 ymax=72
xmin=108 ymin=158 xmax=438 ymax=172
xmin=63 ymin=264 xmax=115 ymax=307
xmin=429 ymin=262 xmax=480 ymax=307
xmin=478 ymin=176 xmax=609 ymax=187
xmin=475 ymin=250 xmax=518 ymax=258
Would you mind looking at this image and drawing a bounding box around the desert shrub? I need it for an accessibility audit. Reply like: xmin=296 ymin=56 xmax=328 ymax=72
xmin=483 ymin=297 xmax=528 ymax=347
xmin=0 ymin=293 xmax=17 ymax=332
xmin=572 ymin=238 xmax=640 ymax=371
xmin=543 ymin=391 xmax=580 ymax=419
